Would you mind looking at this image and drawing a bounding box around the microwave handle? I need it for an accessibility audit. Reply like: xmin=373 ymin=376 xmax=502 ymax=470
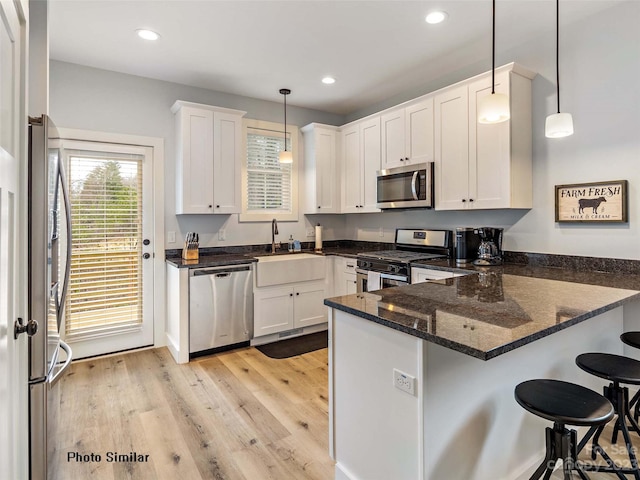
xmin=411 ymin=171 xmax=419 ymax=200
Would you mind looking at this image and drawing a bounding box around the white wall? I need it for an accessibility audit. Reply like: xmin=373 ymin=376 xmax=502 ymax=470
xmin=50 ymin=0 xmax=640 ymax=259
xmin=49 ymin=61 xmax=347 ymax=250
xmin=345 ymin=1 xmax=640 ymax=260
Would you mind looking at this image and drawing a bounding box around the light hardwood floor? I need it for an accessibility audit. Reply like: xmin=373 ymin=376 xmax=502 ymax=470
xmin=51 ymin=345 xmax=638 ymax=480
xmin=51 ymin=346 xmax=334 ymax=480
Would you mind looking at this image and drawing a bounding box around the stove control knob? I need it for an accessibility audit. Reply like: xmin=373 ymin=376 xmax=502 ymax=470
xmin=390 ymin=265 xmax=400 ymax=273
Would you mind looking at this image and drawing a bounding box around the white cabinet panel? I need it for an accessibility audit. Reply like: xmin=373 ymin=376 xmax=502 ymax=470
xmin=173 ymin=101 xmax=246 ymax=214
xmin=295 ymin=282 xmax=328 ymax=328
xmin=302 ymin=124 xmax=340 ymax=213
xmin=253 ymin=286 xmax=294 ymax=337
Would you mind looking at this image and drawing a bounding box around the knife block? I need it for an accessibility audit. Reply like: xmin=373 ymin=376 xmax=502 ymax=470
xmin=182 ymin=244 xmax=199 ymax=261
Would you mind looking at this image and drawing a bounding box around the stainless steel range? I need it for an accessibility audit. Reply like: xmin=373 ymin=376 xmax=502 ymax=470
xmin=356 ymin=229 xmax=453 ymax=292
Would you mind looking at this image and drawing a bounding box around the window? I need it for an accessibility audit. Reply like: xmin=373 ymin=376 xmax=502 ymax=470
xmin=240 ymin=119 xmax=298 ymax=222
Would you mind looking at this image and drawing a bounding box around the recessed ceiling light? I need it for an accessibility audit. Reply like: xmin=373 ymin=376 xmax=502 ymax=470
xmin=136 ymin=29 xmax=160 ymax=41
xmin=322 ymin=76 xmax=336 ymax=85
xmin=425 ymin=11 xmax=448 ymax=24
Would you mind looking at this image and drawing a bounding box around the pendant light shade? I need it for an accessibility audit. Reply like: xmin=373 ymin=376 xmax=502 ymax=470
xmin=278 ymin=88 xmax=293 ymax=163
xmin=545 ymin=0 xmax=574 ymax=138
xmin=478 ymin=0 xmax=510 ymax=124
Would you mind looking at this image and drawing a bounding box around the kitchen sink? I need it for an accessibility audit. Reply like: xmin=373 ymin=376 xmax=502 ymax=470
xmin=255 ymin=253 xmax=325 ymax=287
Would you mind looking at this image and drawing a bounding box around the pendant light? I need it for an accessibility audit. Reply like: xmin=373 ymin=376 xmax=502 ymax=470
xmin=477 ymin=0 xmax=510 ymax=124
xmin=278 ymin=88 xmax=293 ymax=163
xmin=545 ymin=0 xmax=574 ymax=138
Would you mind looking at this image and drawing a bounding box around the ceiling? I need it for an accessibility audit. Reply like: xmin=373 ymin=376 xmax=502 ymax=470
xmin=49 ymin=0 xmax=623 ymax=116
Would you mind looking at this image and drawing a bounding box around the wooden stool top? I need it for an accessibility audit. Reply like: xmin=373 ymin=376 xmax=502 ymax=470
xmin=515 ymin=379 xmax=614 ymax=426
xmin=621 ymin=332 xmax=640 ymax=349
xmin=576 ymin=352 xmax=640 ymax=385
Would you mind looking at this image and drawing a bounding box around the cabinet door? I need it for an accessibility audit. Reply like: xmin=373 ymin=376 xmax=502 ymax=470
xmin=411 ymin=267 xmax=455 ymax=284
xmin=254 ymin=286 xmax=294 ymax=337
xmin=380 ymin=108 xmax=406 ymax=169
xmin=315 ymin=128 xmax=338 ymax=212
xmin=434 ymin=85 xmax=470 ymax=211
xmin=468 ymin=72 xmax=511 ymax=209
xmin=360 ymin=117 xmax=381 ymax=212
xmin=341 ymin=125 xmax=361 ymax=213
xmin=405 ymin=97 xmax=434 ymax=165
xmin=213 ymin=111 xmax=243 ymax=213
xmin=294 ymin=282 xmax=327 ymax=328
xmin=176 ymin=107 xmax=214 ymax=214
xmin=344 ymin=272 xmax=357 ymax=295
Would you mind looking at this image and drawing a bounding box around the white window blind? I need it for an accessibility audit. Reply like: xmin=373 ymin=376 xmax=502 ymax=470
xmin=246 ymin=129 xmax=292 ymax=212
xmin=65 ymin=150 xmax=144 ymax=337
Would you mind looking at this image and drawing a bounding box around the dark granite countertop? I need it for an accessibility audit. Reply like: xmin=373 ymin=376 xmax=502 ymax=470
xmin=325 ymin=264 xmax=640 ymax=361
xmin=166 ymin=253 xmax=258 ymax=269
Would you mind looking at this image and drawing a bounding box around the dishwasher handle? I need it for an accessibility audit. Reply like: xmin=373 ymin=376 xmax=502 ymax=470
xmin=191 ymin=264 xmax=252 ymax=276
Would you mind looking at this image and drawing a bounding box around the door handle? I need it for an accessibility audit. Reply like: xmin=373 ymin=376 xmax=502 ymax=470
xmin=411 ymin=171 xmax=419 ymax=200
xmin=14 ymin=317 xmax=38 ymax=339
xmin=142 ymin=253 xmax=151 ymax=259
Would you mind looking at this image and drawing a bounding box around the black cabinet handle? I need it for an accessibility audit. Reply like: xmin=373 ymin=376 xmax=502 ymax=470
xmin=290 ymin=293 xmax=293 ymax=297
xmin=216 ymin=205 xmax=220 ymax=208
xmin=405 ymin=157 xmax=409 ymax=161
xmin=469 ymin=199 xmax=474 ymax=203
xmin=462 ymin=199 xmax=466 ymax=202
xmin=296 ymin=292 xmax=300 ymax=296
xmin=208 ymin=205 xmax=213 ymax=208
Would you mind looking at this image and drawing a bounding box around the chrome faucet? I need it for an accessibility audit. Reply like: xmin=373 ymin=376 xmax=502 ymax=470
xmin=271 ymin=218 xmax=279 ymax=253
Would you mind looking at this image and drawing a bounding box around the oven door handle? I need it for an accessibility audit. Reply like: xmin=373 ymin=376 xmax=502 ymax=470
xmin=356 ymin=269 xmax=407 ymax=282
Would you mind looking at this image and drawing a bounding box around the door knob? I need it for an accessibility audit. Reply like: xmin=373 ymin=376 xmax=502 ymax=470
xmin=143 ymin=253 xmax=151 ymax=259
xmin=143 ymin=239 xmax=151 ymax=246
xmin=14 ymin=318 xmax=38 ymax=339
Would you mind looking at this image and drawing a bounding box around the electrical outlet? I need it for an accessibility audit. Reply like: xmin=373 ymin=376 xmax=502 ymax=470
xmin=167 ymin=231 xmax=176 ymax=243
xmin=379 ymin=227 xmax=384 ymax=237
xmin=393 ymin=369 xmax=416 ymax=395
xmin=218 ymin=229 xmax=226 ymax=241
xmin=306 ymin=227 xmax=315 ymax=237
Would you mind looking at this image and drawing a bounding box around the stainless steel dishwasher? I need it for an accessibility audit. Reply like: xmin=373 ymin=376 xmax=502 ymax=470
xmin=189 ymin=263 xmax=253 ymax=354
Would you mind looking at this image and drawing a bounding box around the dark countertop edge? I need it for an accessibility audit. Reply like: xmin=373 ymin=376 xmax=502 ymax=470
xmin=166 ymin=249 xmax=361 ymax=268
xmin=324 ymin=292 xmax=640 ymax=361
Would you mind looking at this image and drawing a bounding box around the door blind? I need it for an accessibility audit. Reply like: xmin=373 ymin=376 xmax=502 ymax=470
xmin=65 ymin=150 xmax=144 ymax=337
xmin=246 ymin=130 xmax=292 ymax=212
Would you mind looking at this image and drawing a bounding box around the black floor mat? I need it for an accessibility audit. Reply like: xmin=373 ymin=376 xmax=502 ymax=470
xmin=256 ymin=331 xmax=328 ymax=359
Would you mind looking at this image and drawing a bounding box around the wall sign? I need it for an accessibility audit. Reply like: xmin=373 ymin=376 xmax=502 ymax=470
xmin=555 ymin=180 xmax=628 ymax=223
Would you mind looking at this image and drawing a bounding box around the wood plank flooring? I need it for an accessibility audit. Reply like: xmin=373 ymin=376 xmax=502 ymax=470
xmin=51 ymin=345 xmax=639 ymax=479
xmin=51 ymin=346 xmax=333 ymax=480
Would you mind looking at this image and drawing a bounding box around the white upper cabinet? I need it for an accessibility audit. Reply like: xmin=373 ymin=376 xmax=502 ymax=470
xmin=340 ymin=117 xmax=381 ymax=213
xmin=302 ymin=123 xmax=340 ymax=214
xmin=381 ymin=97 xmax=434 ymax=170
xmin=172 ymin=101 xmax=246 ymax=214
xmin=434 ymin=64 xmax=534 ymax=211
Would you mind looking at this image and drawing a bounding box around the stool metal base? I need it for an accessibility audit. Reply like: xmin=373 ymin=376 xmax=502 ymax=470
xmin=580 ymin=382 xmax=640 ymax=479
xmin=529 ymin=422 xmax=591 ymax=480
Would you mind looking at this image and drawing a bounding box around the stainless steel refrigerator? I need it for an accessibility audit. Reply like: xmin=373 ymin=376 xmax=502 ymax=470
xmin=27 ymin=115 xmax=73 ymax=480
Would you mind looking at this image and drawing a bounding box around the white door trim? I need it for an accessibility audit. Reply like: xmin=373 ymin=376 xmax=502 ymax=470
xmin=57 ymin=128 xmax=166 ymax=349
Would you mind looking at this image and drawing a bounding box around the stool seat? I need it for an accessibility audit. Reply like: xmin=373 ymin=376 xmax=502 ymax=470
xmin=576 ymin=352 xmax=640 ymax=385
xmin=621 ymin=332 xmax=640 ymax=349
xmin=515 ymin=379 xmax=614 ymax=426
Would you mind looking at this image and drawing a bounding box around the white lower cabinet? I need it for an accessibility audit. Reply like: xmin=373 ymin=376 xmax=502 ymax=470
xmin=253 ymin=280 xmax=327 ymax=338
xmin=333 ymin=256 xmax=358 ymax=296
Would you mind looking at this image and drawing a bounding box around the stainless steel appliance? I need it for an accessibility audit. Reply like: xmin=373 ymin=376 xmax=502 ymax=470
xmin=356 ymin=228 xmax=453 ymax=292
xmin=376 ymin=163 xmax=434 ymax=209
xmin=472 ymin=227 xmax=504 ymax=266
xmin=455 ymin=227 xmax=481 ymax=264
xmin=189 ymin=264 xmax=253 ymax=355
xmin=26 ymin=115 xmax=73 ymax=480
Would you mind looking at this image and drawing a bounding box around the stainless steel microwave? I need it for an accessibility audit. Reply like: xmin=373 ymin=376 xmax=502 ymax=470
xmin=376 ymin=162 xmax=434 ymax=209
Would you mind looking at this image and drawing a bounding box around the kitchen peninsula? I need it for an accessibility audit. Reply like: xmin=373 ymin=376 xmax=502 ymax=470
xmin=325 ymin=265 xmax=640 ymax=480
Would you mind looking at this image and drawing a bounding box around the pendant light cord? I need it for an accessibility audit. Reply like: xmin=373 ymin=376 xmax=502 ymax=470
xmin=491 ymin=0 xmax=495 ymax=94
xmin=555 ymin=0 xmax=560 ymax=114
xmin=284 ymin=92 xmax=288 ymax=152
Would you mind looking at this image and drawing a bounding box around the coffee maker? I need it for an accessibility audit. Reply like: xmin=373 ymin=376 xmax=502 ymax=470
xmin=472 ymin=227 xmax=504 ymax=266
xmin=455 ymin=227 xmax=481 ymax=264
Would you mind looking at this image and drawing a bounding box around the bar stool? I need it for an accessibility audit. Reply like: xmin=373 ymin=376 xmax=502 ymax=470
xmin=621 ymin=332 xmax=640 ymax=421
xmin=515 ymin=379 xmax=615 ymax=479
xmin=576 ymin=352 xmax=640 ymax=479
